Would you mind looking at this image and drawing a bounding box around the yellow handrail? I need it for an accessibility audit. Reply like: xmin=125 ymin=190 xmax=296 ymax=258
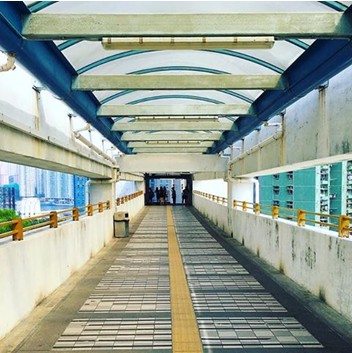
xmin=116 ymin=190 xmax=144 ymax=206
xmin=193 ymin=190 xmax=351 ymax=238
xmin=193 ymin=190 xmax=228 ymax=205
xmin=0 ymin=200 xmax=111 ymax=241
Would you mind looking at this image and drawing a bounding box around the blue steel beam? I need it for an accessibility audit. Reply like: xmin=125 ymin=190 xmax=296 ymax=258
xmin=0 ymin=1 xmax=131 ymax=155
xmin=209 ymin=37 xmax=352 ymax=153
xmin=28 ymin=1 xmax=57 ymax=13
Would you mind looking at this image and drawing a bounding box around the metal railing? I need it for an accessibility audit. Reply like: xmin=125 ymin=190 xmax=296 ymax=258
xmin=193 ymin=190 xmax=351 ymax=238
xmin=193 ymin=191 xmax=228 ymax=206
xmin=116 ymin=190 xmax=144 ymax=206
xmin=0 ymin=201 xmax=111 ymax=241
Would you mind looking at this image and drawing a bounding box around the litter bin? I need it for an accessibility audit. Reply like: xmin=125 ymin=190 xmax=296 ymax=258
xmin=114 ymin=212 xmax=129 ymax=238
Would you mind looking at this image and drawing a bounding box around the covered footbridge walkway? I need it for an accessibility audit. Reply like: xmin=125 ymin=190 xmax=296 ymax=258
xmin=1 ymin=1 xmax=352 ymax=352
xmin=1 ymin=205 xmax=352 ymax=353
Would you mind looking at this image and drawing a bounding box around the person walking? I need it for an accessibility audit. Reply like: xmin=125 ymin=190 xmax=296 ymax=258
xmin=171 ymin=186 xmax=176 ymax=205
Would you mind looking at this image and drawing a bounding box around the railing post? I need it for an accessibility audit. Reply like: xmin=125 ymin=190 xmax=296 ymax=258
xmin=116 ymin=198 xmax=120 ymax=206
xmin=297 ymin=209 xmax=305 ymax=226
xmin=12 ymin=218 xmax=23 ymax=241
xmin=50 ymin=211 xmax=58 ymax=228
xmin=272 ymin=206 xmax=279 ymax=219
xmin=233 ymin=200 xmax=237 ymax=209
xmin=216 ymin=196 xmax=220 ymax=203
xmin=106 ymin=200 xmax=110 ymax=209
xmin=338 ymin=215 xmax=350 ymax=238
xmin=88 ymin=204 xmax=93 ymax=216
xmin=98 ymin=202 xmax=103 ymax=213
xmin=73 ymin=207 xmax=79 ymax=221
xmin=242 ymin=201 xmax=247 ymax=211
xmin=255 ymin=203 xmax=260 ymax=215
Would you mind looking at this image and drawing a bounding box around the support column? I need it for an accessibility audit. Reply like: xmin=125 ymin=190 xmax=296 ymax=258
xmin=230 ymin=177 xmax=258 ymax=203
xmin=227 ymin=176 xmax=258 ymax=237
xmin=89 ymin=170 xmax=118 ymax=208
xmin=227 ymin=178 xmax=234 ymax=236
xmin=90 ymin=181 xmax=116 ymax=206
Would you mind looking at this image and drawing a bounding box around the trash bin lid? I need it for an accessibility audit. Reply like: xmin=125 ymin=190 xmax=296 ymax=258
xmin=114 ymin=211 xmax=129 ymax=221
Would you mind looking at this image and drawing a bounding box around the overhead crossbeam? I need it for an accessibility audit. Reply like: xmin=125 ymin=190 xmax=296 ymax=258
xmin=128 ymin=141 xmax=214 ymax=148
xmin=73 ymin=74 xmax=286 ymax=91
xmin=112 ymin=119 xmax=234 ymax=131
xmin=98 ymin=104 xmax=254 ymax=117
xmin=121 ymin=131 xmax=222 ymax=141
xmin=101 ymin=36 xmax=275 ymax=50
xmin=132 ymin=147 xmax=207 ymax=153
xmin=23 ymin=13 xmax=352 ymax=39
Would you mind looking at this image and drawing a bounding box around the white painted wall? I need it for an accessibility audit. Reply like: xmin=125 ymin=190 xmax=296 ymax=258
xmin=193 ymin=179 xmax=227 ymax=197
xmin=115 ymin=194 xmax=145 ymax=220
xmin=194 ymin=193 xmax=229 ymax=233
xmin=193 ymin=193 xmax=352 ymax=323
xmin=231 ymin=64 xmax=352 ymax=177
xmin=0 ymin=209 xmax=114 ymax=339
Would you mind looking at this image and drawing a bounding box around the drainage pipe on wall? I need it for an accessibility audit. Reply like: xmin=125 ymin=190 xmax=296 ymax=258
xmin=0 ymin=53 xmax=16 ymax=72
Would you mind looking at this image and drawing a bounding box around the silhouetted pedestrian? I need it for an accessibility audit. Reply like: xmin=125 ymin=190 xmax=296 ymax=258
xmin=172 ymin=186 xmax=176 ymax=205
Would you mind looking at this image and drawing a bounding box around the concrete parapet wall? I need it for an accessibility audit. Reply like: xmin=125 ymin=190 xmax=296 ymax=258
xmin=115 ymin=195 xmax=145 ymax=220
xmin=193 ymin=194 xmax=230 ymax=234
xmin=0 ymin=210 xmax=114 ymax=339
xmin=193 ymin=194 xmax=352 ymax=323
xmin=230 ymin=64 xmax=352 ymax=177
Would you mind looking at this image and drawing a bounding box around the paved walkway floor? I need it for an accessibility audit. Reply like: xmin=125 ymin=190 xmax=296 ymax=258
xmin=2 ymin=206 xmax=352 ymax=353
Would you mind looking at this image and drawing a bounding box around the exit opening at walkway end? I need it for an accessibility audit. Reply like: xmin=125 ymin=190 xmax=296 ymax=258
xmin=144 ymin=174 xmax=193 ymax=206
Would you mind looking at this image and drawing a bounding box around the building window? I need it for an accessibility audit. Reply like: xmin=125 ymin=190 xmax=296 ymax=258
xmin=287 ymin=171 xmax=293 ymax=179
xmin=273 ymin=186 xmax=280 ymax=194
xmin=286 ymin=201 xmax=293 ymax=208
xmin=286 ymin=186 xmax=294 ymax=195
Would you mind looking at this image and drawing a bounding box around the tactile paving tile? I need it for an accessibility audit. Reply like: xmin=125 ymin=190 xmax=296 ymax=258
xmin=54 ymin=206 xmax=326 ymax=352
xmin=172 ymin=207 xmax=325 ymax=352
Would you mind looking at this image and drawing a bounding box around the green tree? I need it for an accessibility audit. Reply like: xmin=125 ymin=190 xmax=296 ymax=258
xmin=0 ymin=208 xmax=18 ymax=234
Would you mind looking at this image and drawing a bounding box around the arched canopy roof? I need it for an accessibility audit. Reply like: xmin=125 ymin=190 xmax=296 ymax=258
xmin=1 ymin=1 xmax=352 ymax=155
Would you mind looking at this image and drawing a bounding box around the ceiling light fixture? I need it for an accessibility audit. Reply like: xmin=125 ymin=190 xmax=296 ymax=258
xmin=102 ymin=36 xmax=275 ymax=50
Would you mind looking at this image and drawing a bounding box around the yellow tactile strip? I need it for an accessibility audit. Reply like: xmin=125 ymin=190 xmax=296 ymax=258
xmin=167 ymin=206 xmax=203 ymax=353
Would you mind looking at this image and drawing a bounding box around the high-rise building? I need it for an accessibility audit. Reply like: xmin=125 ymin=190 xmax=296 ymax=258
xmin=19 ymin=165 xmax=36 ymax=198
xmin=0 ymin=186 xmax=15 ymax=210
xmin=73 ymin=175 xmax=88 ymax=207
xmin=42 ymin=170 xmax=74 ymax=202
xmin=259 ymin=161 xmax=351 ymax=228
xmin=347 ymin=161 xmax=352 ymax=217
